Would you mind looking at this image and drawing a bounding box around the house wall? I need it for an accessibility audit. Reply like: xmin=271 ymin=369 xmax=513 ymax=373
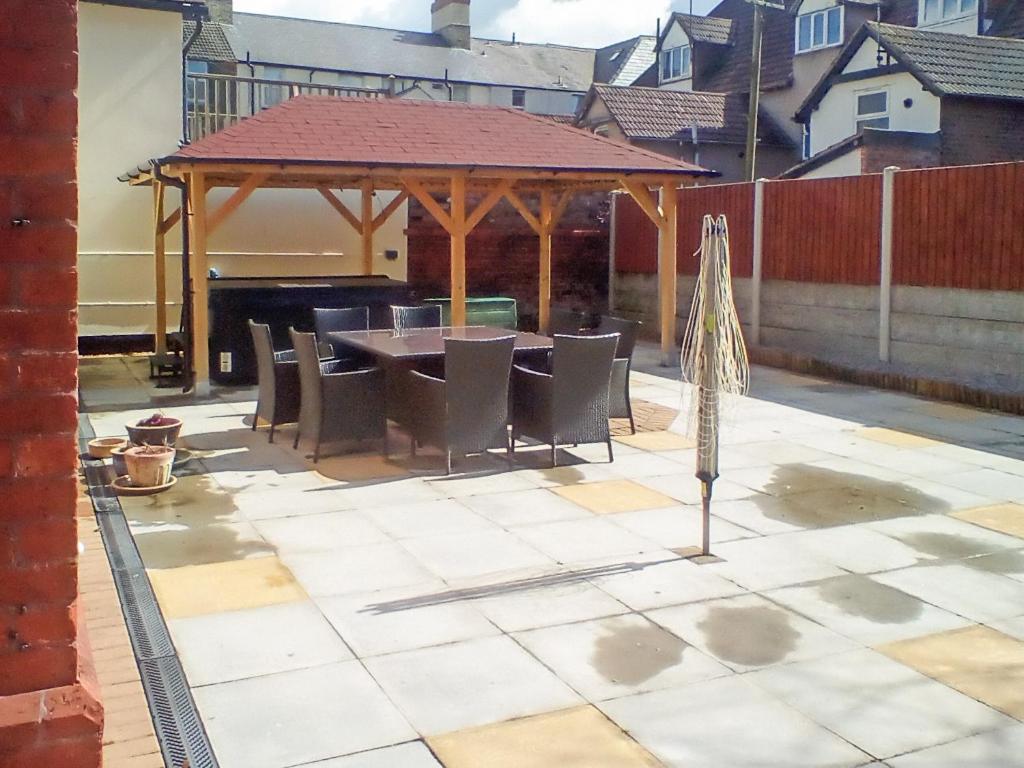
xmin=916 ymin=0 xmax=979 ymax=34
xmin=798 ymin=147 xmax=863 ymax=178
xmin=658 ymin=21 xmax=694 ymax=91
xmin=808 ymin=43 xmax=940 ymax=155
xmin=0 ymin=0 xmax=104 ymax=764
xmin=939 ymin=98 xmax=1024 ymax=166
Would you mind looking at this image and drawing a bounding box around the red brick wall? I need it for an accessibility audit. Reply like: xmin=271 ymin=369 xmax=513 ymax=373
xmin=0 ymin=1 xmax=103 ymax=765
xmin=940 ymin=98 xmax=1024 ymax=167
xmin=407 ymin=192 xmax=611 ymax=323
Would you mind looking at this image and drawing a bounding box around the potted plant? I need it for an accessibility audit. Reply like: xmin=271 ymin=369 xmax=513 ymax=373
xmin=124 ymin=444 xmax=176 ymax=488
xmin=126 ymin=413 xmax=182 ymax=446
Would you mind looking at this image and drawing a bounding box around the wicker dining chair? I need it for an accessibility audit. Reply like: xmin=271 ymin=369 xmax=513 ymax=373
xmin=547 ymin=307 xmax=589 ymax=336
xmin=391 ymin=304 xmax=442 ymax=331
xmin=593 ymin=315 xmax=642 ymax=434
xmin=248 ymin=320 xmax=301 ymax=444
xmin=405 ymin=335 xmax=515 ymax=474
xmin=289 ymin=329 xmax=387 ymax=462
xmin=314 ymin=306 xmax=370 ymax=361
xmin=511 ymin=333 xmax=619 ymax=466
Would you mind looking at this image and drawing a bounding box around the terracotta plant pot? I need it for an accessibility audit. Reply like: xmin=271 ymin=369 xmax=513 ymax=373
xmin=124 ymin=445 xmax=176 ymax=488
xmin=126 ymin=414 xmax=182 ymax=446
xmin=88 ymin=436 xmax=128 ymax=459
xmin=110 ymin=445 xmax=131 ymax=477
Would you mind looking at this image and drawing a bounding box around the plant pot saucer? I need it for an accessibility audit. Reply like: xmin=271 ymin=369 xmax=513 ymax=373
xmin=112 ymin=475 xmax=177 ymax=496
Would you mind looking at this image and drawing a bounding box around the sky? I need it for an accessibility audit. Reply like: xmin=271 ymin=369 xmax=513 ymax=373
xmin=232 ymin=0 xmax=721 ymax=48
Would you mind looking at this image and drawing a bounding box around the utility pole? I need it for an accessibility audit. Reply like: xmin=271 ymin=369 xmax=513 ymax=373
xmin=743 ymin=0 xmax=783 ymax=181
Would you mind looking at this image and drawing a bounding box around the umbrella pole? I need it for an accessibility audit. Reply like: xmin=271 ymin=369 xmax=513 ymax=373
xmin=695 ymin=220 xmax=720 ymax=557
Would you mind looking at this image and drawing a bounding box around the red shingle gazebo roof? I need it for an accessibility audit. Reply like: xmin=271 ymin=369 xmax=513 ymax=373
xmin=163 ymin=95 xmax=711 ymax=177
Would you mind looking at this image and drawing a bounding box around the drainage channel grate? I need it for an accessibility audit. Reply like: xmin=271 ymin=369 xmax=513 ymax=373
xmin=79 ymin=414 xmax=219 ymax=768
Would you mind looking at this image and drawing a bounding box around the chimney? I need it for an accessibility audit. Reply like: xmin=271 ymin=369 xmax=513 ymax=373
xmin=205 ymin=0 xmax=233 ymax=24
xmin=432 ymin=0 xmax=471 ymax=49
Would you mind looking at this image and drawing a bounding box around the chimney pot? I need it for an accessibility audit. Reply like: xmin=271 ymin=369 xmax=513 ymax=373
xmin=432 ymin=0 xmax=471 ymax=49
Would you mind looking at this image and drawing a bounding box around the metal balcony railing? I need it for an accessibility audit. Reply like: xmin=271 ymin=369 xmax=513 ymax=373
xmin=186 ymin=73 xmax=386 ymax=141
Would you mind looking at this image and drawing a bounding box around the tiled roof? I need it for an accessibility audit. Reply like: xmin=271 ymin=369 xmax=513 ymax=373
xmin=698 ymin=0 xmax=799 ymax=92
xmin=164 ymin=95 xmax=710 ymax=175
xmin=671 ymin=13 xmax=735 ymax=45
xmin=590 ymin=84 xmax=793 ymax=146
xmin=594 ymin=36 xmax=658 ymax=86
xmin=231 ymin=13 xmax=595 ymax=92
xmin=184 ymin=20 xmax=237 ymax=62
xmin=799 ymin=21 xmax=1024 ymax=118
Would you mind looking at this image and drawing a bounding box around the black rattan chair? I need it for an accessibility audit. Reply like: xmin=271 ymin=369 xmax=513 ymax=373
xmin=248 ymin=320 xmax=301 ymax=444
xmin=289 ymin=329 xmax=387 ymax=462
xmin=593 ymin=316 xmax=642 ymax=434
xmin=405 ymin=335 xmax=515 ymax=474
xmin=314 ymin=306 xmax=370 ymax=361
xmin=392 ymin=304 xmax=442 ymax=331
xmin=547 ymin=307 xmax=588 ymax=336
xmin=511 ymin=333 xmax=619 ymax=466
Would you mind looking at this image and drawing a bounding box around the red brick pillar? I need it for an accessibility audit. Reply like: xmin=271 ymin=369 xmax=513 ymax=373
xmin=0 ymin=1 xmax=103 ymax=766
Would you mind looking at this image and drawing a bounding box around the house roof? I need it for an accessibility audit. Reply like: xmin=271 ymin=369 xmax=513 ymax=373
xmin=698 ymin=0 xmax=799 ymax=93
xmin=666 ymin=13 xmax=735 ymax=46
xmin=230 ymin=12 xmax=595 ymax=92
xmin=586 ymin=84 xmax=794 ymax=147
xmin=779 ymin=127 xmax=940 ymax=178
xmin=594 ymin=36 xmax=658 ymax=86
xmin=797 ymin=22 xmax=1024 ymax=119
xmin=155 ymin=95 xmax=711 ymax=176
xmin=184 ymin=20 xmax=237 ymax=62
xmin=82 ymin=0 xmax=207 ymax=14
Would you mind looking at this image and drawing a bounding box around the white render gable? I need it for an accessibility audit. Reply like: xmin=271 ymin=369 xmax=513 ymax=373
xmin=806 ymin=36 xmax=940 ymax=156
xmin=659 ymin=18 xmax=693 ymax=91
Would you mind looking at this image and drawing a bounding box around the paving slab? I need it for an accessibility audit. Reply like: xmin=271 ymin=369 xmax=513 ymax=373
xmin=874 ymin=563 xmax=1024 ymax=623
xmin=458 ymin=488 xmax=593 ymax=527
xmin=294 ymin=741 xmax=442 ymax=768
xmin=886 ymin=725 xmax=1024 ymax=768
xmin=951 ymin=503 xmax=1024 ymax=539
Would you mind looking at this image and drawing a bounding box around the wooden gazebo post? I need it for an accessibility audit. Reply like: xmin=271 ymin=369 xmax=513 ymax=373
xmin=361 ymin=179 xmax=374 ymax=275
xmin=450 ymin=174 xmax=467 ymax=327
xmin=153 ymin=181 xmax=168 ymax=356
xmin=659 ymin=178 xmax=679 ymax=365
xmin=188 ymin=171 xmax=210 ymax=392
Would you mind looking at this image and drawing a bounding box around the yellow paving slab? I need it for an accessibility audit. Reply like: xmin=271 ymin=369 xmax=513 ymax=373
xmin=951 ymin=504 xmax=1024 ymax=540
xmin=856 ymin=427 xmax=942 ymax=448
xmin=553 ymin=480 xmax=676 ymax=515
xmin=879 ymin=625 xmax=1024 ymax=720
xmin=148 ymin=555 xmax=305 ymax=619
xmin=428 ymin=706 xmax=662 ymax=768
xmin=614 ymin=431 xmax=695 ymax=451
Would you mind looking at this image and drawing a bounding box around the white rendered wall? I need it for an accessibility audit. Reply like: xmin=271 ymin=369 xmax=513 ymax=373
xmin=658 ymin=21 xmax=693 ymax=91
xmin=799 ymin=148 xmax=863 ymax=179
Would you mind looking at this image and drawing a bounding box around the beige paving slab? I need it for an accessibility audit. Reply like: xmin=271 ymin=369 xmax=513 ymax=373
xmin=428 ymin=706 xmax=662 ymax=768
xmin=878 ymin=625 xmax=1024 ymax=720
xmin=951 ymin=503 xmax=1024 ymax=540
xmin=148 ymin=555 xmax=306 ymax=619
xmin=552 ymin=479 xmax=677 ymax=515
xmin=132 ymin=520 xmax=275 ymax=570
xmin=614 ymin=431 xmax=695 ymax=451
xmin=856 ymin=427 xmax=942 ymax=448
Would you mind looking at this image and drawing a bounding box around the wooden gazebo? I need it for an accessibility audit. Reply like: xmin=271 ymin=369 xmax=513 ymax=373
xmin=124 ymin=96 xmax=711 ymax=391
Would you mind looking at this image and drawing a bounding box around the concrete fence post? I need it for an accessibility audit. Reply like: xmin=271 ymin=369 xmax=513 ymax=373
xmin=751 ymin=178 xmax=767 ymax=346
xmin=879 ymin=166 xmax=898 ymax=362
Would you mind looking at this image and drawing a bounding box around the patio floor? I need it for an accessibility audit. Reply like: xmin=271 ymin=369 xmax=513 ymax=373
xmin=79 ymin=350 xmax=1024 ymax=768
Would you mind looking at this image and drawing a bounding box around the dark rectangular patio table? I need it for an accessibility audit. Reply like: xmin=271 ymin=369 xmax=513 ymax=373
xmin=326 ymin=325 xmax=552 ymax=362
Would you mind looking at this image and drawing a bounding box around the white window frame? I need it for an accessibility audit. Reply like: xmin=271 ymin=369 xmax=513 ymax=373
xmin=920 ymin=0 xmax=977 ymax=24
xmin=795 ymin=5 xmax=844 ymax=54
xmin=185 ymin=59 xmax=209 ymax=112
xmin=854 ymin=87 xmax=890 ymax=133
xmin=511 ymin=89 xmax=526 ymax=108
xmin=660 ymin=44 xmax=692 ymax=83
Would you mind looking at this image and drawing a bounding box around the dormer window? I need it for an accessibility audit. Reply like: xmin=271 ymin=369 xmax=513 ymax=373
xmin=660 ymin=45 xmax=691 ymax=82
xmin=796 ymin=6 xmax=842 ymax=53
xmin=921 ymin=0 xmax=977 ymax=24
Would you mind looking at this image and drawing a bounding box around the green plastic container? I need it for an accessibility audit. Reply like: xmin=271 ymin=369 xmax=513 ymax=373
xmin=425 ymin=297 xmax=518 ymax=330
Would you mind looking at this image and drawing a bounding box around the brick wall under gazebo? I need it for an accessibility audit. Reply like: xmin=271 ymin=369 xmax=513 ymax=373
xmin=0 ymin=2 xmax=104 ymax=766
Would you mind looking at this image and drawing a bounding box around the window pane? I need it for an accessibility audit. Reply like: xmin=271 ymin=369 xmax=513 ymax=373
xmin=662 ymin=51 xmax=672 ymax=80
xmin=681 ymin=46 xmax=691 ymax=76
xmin=856 ymin=117 xmax=890 ymax=131
xmin=512 ymin=89 xmax=525 ymax=107
xmin=798 ymin=15 xmax=812 ymax=50
xmin=857 ymin=91 xmax=887 ymax=115
xmin=812 ymin=13 xmax=824 ymax=46
xmin=962 ymin=0 xmax=977 ymax=9
xmin=672 ymin=47 xmax=682 ymax=77
xmin=942 ymin=0 xmax=958 ymax=15
xmin=924 ymin=0 xmax=938 ymax=19
xmin=827 ymin=8 xmax=841 ymax=44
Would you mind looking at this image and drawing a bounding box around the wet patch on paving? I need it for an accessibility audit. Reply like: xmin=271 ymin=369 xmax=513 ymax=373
xmin=591 ymin=619 xmax=686 ymax=687
xmin=697 ymin=605 xmax=801 ymax=667
xmin=817 ymin=575 xmax=923 ymax=624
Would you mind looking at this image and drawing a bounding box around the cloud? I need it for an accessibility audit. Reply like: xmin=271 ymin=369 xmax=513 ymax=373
xmin=479 ymin=0 xmax=672 ymax=46
xmin=233 ymin=0 xmax=421 ymax=28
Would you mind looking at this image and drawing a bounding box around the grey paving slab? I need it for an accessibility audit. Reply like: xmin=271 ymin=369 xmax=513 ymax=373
xmin=457 ymin=488 xmax=593 ymax=527
xmin=474 ymin=576 xmax=629 ymax=632
xmin=886 ymin=725 xmax=1024 ymax=767
xmin=293 ymin=741 xmax=442 ymax=768
xmin=746 ymin=648 xmax=1015 ymax=760
xmin=765 ymin=574 xmax=972 ymax=646
xmin=363 ymin=635 xmax=581 ymax=735
xmin=702 ymin=535 xmax=845 ymax=591
xmin=193 ymin=661 xmax=415 ymax=768
xmin=647 ymin=593 xmax=859 ymax=672
xmin=772 ymin=525 xmax=924 ymax=574
xmin=252 ymin=510 xmax=389 ymax=555
xmin=589 ymin=556 xmax=744 ymax=612
xmin=400 ymin=529 xmax=555 ymax=581
xmin=285 ymin=542 xmax=442 ymax=598
xmin=599 ymin=674 xmax=872 ymax=768
xmin=867 ymin=513 xmax=1024 ymax=560
xmin=606 ymin=505 xmax=756 ymax=550
xmin=874 ymin=563 xmax=1024 ymax=623
xmin=514 ymin=613 xmax=731 ymax=701
xmin=360 ymin=498 xmax=498 ymax=540
xmin=511 ymin=518 xmax=665 ymax=565
xmin=169 ymin=601 xmax=353 ymax=687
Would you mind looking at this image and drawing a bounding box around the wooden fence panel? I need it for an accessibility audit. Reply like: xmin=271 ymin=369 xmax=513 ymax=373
xmin=892 ymin=162 xmax=1024 ymax=291
xmin=762 ymin=174 xmax=881 ymax=285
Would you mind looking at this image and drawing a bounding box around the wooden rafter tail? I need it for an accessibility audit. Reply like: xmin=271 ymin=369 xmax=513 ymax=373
xmin=504 ymin=188 xmax=541 ymax=235
xmin=371 ymin=190 xmax=410 ymax=232
xmin=402 ymin=176 xmax=453 ymax=235
xmin=207 ymin=173 xmax=269 ymax=235
xmin=465 ymin=179 xmax=513 ymax=233
xmin=317 ymin=186 xmax=363 ymax=232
